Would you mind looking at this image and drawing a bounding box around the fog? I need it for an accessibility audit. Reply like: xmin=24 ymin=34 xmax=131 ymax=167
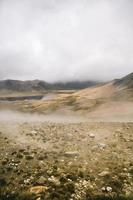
xmin=0 ymin=108 xmax=133 ymax=123
xmin=0 ymin=0 xmax=133 ymax=82
xmin=0 ymin=110 xmax=87 ymax=123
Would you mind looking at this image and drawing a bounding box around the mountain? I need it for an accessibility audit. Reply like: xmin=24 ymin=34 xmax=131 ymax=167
xmin=0 ymin=79 xmax=99 ymax=91
xmin=0 ymin=73 xmax=132 ymax=97
xmin=0 ymin=73 xmax=132 ymax=119
xmin=114 ymin=72 xmax=133 ymax=89
xmin=75 ymin=72 xmax=133 ymax=100
xmin=26 ymin=72 xmax=133 ymax=119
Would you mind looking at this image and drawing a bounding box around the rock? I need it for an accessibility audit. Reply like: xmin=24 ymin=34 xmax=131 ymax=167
xmin=31 ymin=130 xmax=37 ymax=134
xmin=16 ymin=153 xmax=23 ymax=159
xmin=102 ymin=186 xmax=112 ymax=192
xmin=23 ymin=151 xmax=30 ymax=155
xmin=106 ymin=186 xmax=112 ymax=192
xmin=48 ymin=176 xmax=60 ymax=186
xmin=123 ymin=168 xmax=128 ymax=172
xmin=24 ymin=179 xmax=31 ymax=184
xmin=37 ymin=176 xmax=46 ymax=184
xmin=36 ymin=198 xmax=41 ymax=200
xmin=1 ymin=159 xmax=8 ymax=165
xmin=98 ymin=143 xmax=106 ymax=149
xmin=102 ymin=187 xmax=106 ymax=192
xmin=11 ymin=151 xmax=17 ymax=155
xmin=37 ymin=156 xmax=44 ymax=161
xmin=129 ymin=166 xmax=133 ymax=173
xmin=25 ymin=155 xmax=34 ymax=160
xmin=64 ymin=151 xmax=79 ymax=157
xmin=98 ymin=171 xmax=110 ymax=177
xmin=19 ymin=149 xmax=25 ymax=153
xmin=89 ymin=134 xmax=95 ymax=138
xmin=29 ymin=186 xmax=48 ymax=194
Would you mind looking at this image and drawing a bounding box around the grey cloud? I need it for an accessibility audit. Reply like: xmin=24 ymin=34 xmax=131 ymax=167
xmin=0 ymin=0 xmax=133 ymax=82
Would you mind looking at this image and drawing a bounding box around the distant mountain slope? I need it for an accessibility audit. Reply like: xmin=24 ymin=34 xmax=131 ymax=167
xmin=74 ymin=81 xmax=115 ymax=99
xmin=0 ymin=79 xmax=99 ymax=91
xmin=75 ymin=72 xmax=133 ymax=100
xmin=114 ymin=72 xmax=133 ymax=88
xmin=113 ymin=72 xmax=133 ymax=100
xmin=28 ymin=72 xmax=133 ymax=114
xmin=0 ymin=73 xmax=132 ymax=117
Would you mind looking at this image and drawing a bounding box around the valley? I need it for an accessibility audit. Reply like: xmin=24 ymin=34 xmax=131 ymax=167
xmin=0 ymin=73 xmax=133 ymax=200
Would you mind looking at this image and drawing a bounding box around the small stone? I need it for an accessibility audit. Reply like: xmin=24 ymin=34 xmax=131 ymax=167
xmin=48 ymin=176 xmax=60 ymax=186
xmin=89 ymin=134 xmax=95 ymax=138
xmin=24 ymin=179 xmax=31 ymax=184
xmin=31 ymin=130 xmax=37 ymax=134
xmin=1 ymin=159 xmax=8 ymax=165
xmin=23 ymin=151 xmax=30 ymax=155
xmin=19 ymin=149 xmax=25 ymax=153
xmin=37 ymin=176 xmax=46 ymax=184
xmin=37 ymin=156 xmax=44 ymax=161
xmin=11 ymin=151 xmax=17 ymax=155
xmin=102 ymin=187 xmax=106 ymax=192
xmin=98 ymin=143 xmax=106 ymax=149
xmin=123 ymin=168 xmax=128 ymax=172
xmin=36 ymin=198 xmax=41 ymax=200
xmin=106 ymin=186 xmax=112 ymax=192
xmin=29 ymin=186 xmax=48 ymax=194
xmin=25 ymin=155 xmax=34 ymax=160
xmin=16 ymin=153 xmax=23 ymax=159
xmin=64 ymin=151 xmax=79 ymax=157
xmin=98 ymin=171 xmax=110 ymax=177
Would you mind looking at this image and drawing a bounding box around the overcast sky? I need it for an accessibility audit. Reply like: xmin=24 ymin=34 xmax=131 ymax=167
xmin=0 ymin=0 xmax=133 ymax=82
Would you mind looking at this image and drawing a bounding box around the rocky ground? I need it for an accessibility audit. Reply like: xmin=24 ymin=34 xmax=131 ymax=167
xmin=0 ymin=120 xmax=133 ymax=200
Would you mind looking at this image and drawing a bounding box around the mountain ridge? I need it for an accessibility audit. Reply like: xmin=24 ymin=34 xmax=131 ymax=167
xmin=114 ymin=72 xmax=133 ymax=88
xmin=74 ymin=72 xmax=133 ymax=100
xmin=0 ymin=79 xmax=99 ymax=91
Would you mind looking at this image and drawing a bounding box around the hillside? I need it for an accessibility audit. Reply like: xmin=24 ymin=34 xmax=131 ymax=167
xmin=0 ymin=79 xmax=98 ymax=92
xmin=114 ymin=72 xmax=133 ymax=88
xmin=0 ymin=73 xmax=132 ymax=120
xmin=25 ymin=72 xmax=133 ymax=119
xmin=74 ymin=72 xmax=133 ymax=100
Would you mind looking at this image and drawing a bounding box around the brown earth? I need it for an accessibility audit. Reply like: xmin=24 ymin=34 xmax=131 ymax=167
xmin=0 ymin=73 xmax=133 ymax=199
xmin=0 ymin=118 xmax=133 ymax=199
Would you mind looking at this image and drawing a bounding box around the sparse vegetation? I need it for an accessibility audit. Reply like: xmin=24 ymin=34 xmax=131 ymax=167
xmin=0 ymin=122 xmax=133 ymax=199
xmin=0 ymin=73 xmax=133 ymax=199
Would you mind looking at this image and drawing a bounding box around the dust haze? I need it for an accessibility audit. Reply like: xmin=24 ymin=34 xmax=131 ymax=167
xmin=0 ymin=110 xmax=87 ymax=123
xmin=0 ymin=106 xmax=133 ymax=123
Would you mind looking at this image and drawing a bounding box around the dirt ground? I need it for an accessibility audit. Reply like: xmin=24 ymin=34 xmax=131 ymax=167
xmin=0 ymin=112 xmax=133 ymax=199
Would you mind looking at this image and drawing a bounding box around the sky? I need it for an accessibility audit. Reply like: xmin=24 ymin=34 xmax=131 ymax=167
xmin=0 ymin=0 xmax=133 ymax=82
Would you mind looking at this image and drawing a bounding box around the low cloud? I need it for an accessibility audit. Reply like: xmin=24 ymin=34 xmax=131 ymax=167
xmin=0 ymin=0 xmax=133 ymax=82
